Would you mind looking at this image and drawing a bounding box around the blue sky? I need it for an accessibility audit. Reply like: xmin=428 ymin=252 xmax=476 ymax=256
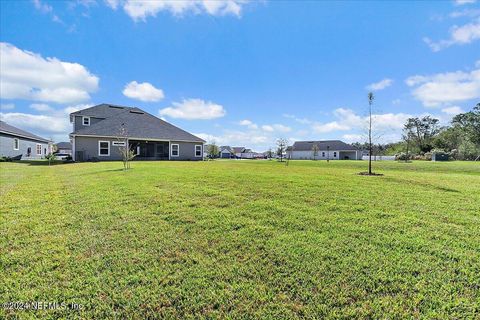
xmin=1 ymin=0 xmax=479 ymax=150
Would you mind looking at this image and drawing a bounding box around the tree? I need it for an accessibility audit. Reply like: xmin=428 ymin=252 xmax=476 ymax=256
xmin=367 ymin=92 xmax=374 ymax=174
xmin=402 ymin=119 xmax=416 ymax=162
xmin=266 ymin=147 xmax=274 ymax=160
xmin=45 ymin=153 xmax=56 ymax=166
xmin=403 ymin=116 xmax=440 ymax=153
xmin=312 ymin=144 xmax=319 ymax=160
xmin=117 ymin=124 xmax=135 ymax=171
xmin=207 ymin=142 xmax=219 ymax=159
xmin=452 ymin=104 xmax=480 ymax=147
xmin=276 ymin=138 xmax=288 ymax=162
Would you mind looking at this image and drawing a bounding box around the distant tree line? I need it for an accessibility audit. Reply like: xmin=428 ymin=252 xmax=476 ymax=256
xmin=353 ymin=104 xmax=480 ymax=161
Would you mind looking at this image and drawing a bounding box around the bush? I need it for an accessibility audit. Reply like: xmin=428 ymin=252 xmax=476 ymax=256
xmin=396 ymin=152 xmax=412 ymax=161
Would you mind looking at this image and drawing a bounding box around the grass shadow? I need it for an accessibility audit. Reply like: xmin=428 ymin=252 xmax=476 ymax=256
xmin=383 ymin=176 xmax=460 ymax=193
xmin=6 ymin=160 xmax=73 ymax=166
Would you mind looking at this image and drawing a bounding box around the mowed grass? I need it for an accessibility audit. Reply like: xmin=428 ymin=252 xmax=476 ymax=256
xmin=1 ymin=160 xmax=479 ymax=319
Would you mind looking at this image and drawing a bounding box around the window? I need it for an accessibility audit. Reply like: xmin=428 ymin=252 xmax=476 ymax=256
xmin=195 ymin=145 xmax=202 ymax=157
xmin=171 ymin=144 xmax=179 ymax=157
xmin=112 ymin=141 xmax=126 ymax=147
xmin=333 ymin=152 xmax=337 ymax=158
xmin=27 ymin=147 xmax=31 ymax=157
xmin=13 ymin=138 xmax=19 ymax=150
xmin=36 ymin=144 xmax=42 ymax=155
xmin=82 ymin=116 xmax=90 ymax=126
xmin=98 ymin=141 xmax=110 ymax=156
xmin=322 ymin=152 xmax=325 ymax=157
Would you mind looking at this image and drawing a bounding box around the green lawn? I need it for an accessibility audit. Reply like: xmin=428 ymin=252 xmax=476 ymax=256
xmin=1 ymin=160 xmax=479 ymax=319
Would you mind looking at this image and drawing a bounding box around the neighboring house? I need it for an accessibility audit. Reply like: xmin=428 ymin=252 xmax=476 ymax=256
xmin=232 ymin=147 xmax=246 ymax=158
xmin=70 ymin=103 xmax=205 ymax=161
xmin=290 ymin=140 xmax=361 ymax=160
xmin=219 ymin=146 xmax=234 ymax=159
xmin=55 ymin=142 xmax=72 ymax=155
xmin=0 ymin=120 xmax=50 ymax=160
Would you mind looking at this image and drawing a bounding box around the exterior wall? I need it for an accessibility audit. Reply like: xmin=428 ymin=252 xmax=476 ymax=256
xmin=73 ymin=116 xmax=104 ymax=132
xmin=170 ymin=141 xmax=203 ymax=161
xmin=73 ymin=136 xmax=203 ymax=161
xmin=0 ymin=133 xmax=49 ymax=160
xmin=338 ymin=151 xmax=358 ymax=160
xmin=57 ymin=148 xmax=72 ymax=155
xmin=290 ymin=150 xmax=353 ymax=160
xmin=74 ymin=136 xmax=124 ymax=161
xmin=220 ymin=150 xmax=232 ymax=158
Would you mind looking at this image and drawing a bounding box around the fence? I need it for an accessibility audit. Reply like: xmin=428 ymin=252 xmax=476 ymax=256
xmin=362 ymin=155 xmax=396 ymax=161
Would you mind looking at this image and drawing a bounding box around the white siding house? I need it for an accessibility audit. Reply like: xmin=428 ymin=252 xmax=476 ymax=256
xmin=289 ymin=140 xmax=361 ymax=160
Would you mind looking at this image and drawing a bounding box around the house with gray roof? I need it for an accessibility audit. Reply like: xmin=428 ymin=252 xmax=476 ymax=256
xmin=219 ymin=146 xmax=234 ymax=158
xmin=290 ymin=140 xmax=360 ymax=160
xmin=70 ymin=103 xmax=205 ymax=161
xmin=54 ymin=142 xmax=72 ymax=155
xmin=0 ymin=121 xmax=51 ymax=160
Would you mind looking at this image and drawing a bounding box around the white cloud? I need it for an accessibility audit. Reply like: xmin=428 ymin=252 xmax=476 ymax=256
xmin=455 ymin=0 xmax=477 ymax=5
xmin=159 ymin=98 xmax=226 ymax=120
xmin=366 ymin=78 xmax=393 ymax=91
xmin=260 ymin=124 xmax=291 ymax=133
xmin=105 ymin=0 xmax=120 ymax=9
xmin=272 ymin=124 xmax=291 ymax=133
xmin=0 ymin=103 xmax=15 ymax=110
xmin=283 ymin=113 xmax=312 ymax=124
xmin=342 ymin=134 xmax=364 ymax=143
xmin=63 ymin=104 xmax=93 ymax=114
xmin=424 ymin=18 xmax=480 ymax=51
xmin=122 ymin=81 xmax=164 ymax=102
xmin=450 ymin=8 xmax=480 ymax=18
xmin=33 ymin=0 xmax=52 ymax=13
xmin=312 ymin=121 xmax=350 ymax=133
xmin=312 ymin=108 xmax=411 ymax=134
xmin=441 ymin=106 xmax=464 ymax=115
xmin=0 ymin=103 xmax=95 ymax=142
xmin=111 ymin=0 xmax=248 ymax=21
xmin=195 ymin=130 xmax=269 ymax=150
xmin=238 ymin=119 xmax=258 ymax=129
xmin=405 ymin=65 xmax=480 ymax=107
xmin=0 ymin=112 xmax=70 ymax=141
xmin=0 ymin=42 xmax=99 ymax=104
xmin=261 ymin=125 xmax=274 ymax=132
xmin=30 ymin=103 xmax=53 ymax=112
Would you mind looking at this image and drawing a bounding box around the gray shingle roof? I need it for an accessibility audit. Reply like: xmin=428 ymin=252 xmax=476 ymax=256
xmin=0 ymin=121 xmax=50 ymax=143
xmin=55 ymin=142 xmax=72 ymax=149
xmin=71 ymin=104 xmax=205 ymax=143
xmin=220 ymin=146 xmax=233 ymax=152
xmin=232 ymin=147 xmax=245 ymax=153
xmin=70 ymin=103 xmax=131 ymax=118
xmin=292 ymin=140 xmax=357 ymax=151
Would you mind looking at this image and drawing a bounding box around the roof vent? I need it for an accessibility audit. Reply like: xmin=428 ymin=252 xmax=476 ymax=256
xmin=108 ymin=105 xmax=124 ymax=109
xmin=129 ymin=110 xmax=144 ymax=114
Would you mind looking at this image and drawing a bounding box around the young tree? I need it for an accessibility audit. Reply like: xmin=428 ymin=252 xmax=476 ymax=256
xmin=45 ymin=152 xmax=56 ymax=166
xmin=367 ymin=92 xmax=374 ymax=174
xmin=312 ymin=144 xmax=319 ymax=160
xmin=276 ymin=138 xmax=288 ymax=162
xmin=117 ymin=124 xmax=135 ymax=171
xmin=207 ymin=142 xmax=219 ymax=159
